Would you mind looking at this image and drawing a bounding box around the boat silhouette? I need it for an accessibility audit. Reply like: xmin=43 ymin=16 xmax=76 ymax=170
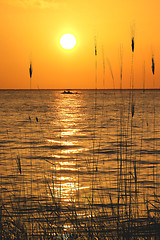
xmin=61 ymin=90 xmax=78 ymax=94
xmin=61 ymin=90 xmax=73 ymax=94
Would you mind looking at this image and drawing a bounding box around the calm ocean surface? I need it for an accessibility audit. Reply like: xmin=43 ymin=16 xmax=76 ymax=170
xmin=1 ymin=89 xmax=160 ymax=215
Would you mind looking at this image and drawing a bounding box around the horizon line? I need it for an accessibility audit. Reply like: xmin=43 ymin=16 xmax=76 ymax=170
xmin=0 ymin=88 xmax=160 ymax=91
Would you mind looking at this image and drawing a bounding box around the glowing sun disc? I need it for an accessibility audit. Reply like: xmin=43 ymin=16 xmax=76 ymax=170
xmin=60 ymin=34 xmax=76 ymax=50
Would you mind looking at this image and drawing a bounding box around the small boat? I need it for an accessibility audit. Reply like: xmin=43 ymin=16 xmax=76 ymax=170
xmin=61 ymin=90 xmax=73 ymax=94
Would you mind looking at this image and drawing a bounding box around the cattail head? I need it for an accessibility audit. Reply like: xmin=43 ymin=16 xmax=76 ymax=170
xmin=29 ymin=62 xmax=32 ymax=78
xmin=131 ymin=22 xmax=135 ymax=52
xmin=152 ymin=57 xmax=155 ymax=75
xmin=95 ymin=45 xmax=97 ymax=56
xmin=120 ymin=71 xmax=122 ymax=82
xmin=94 ymin=36 xmax=97 ymax=56
xmin=131 ymin=37 xmax=134 ymax=52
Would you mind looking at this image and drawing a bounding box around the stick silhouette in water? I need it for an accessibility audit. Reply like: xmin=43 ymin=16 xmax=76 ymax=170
xmin=16 ymin=155 xmax=21 ymax=174
xmin=132 ymin=103 xmax=134 ymax=117
xmin=29 ymin=62 xmax=32 ymax=89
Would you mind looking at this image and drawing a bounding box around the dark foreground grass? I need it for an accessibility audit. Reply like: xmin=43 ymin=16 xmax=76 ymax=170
xmin=1 ymin=150 xmax=160 ymax=240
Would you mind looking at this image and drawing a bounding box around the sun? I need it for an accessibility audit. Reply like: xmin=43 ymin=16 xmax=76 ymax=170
xmin=60 ymin=33 xmax=76 ymax=50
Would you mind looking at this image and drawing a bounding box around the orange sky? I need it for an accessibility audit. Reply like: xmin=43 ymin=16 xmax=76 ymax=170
xmin=0 ymin=0 xmax=160 ymax=89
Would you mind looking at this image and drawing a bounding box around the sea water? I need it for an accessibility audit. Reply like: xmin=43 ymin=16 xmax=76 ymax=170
xmin=0 ymin=89 xmax=160 ymax=237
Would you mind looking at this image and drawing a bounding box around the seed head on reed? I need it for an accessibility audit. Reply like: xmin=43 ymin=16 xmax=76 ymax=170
xmin=95 ymin=45 xmax=97 ymax=56
xmin=152 ymin=56 xmax=155 ymax=75
xmin=29 ymin=62 xmax=32 ymax=79
xmin=94 ymin=37 xmax=97 ymax=56
xmin=131 ymin=37 xmax=134 ymax=53
xmin=29 ymin=61 xmax=32 ymax=89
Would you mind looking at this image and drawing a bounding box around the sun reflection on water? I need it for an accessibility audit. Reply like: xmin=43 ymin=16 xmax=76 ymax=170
xmin=48 ymin=94 xmax=88 ymax=201
xmin=49 ymin=174 xmax=90 ymax=202
xmin=52 ymin=154 xmax=65 ymax=159
xmin=61 ymin=129 xmax=78 ymax=136
xmin=61 ymin=148 xmax=85 ymax=154
xmin=52 ymin=160 xmax=76 ymax=172
xmin=48 ymin=139 xmax=78 ymax=146
xmin=51 ymin=177 xmax=78 ymax=201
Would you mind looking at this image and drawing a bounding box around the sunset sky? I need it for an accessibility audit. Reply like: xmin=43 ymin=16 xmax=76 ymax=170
xmin=0 ymin=0 xmax=160 ymax=89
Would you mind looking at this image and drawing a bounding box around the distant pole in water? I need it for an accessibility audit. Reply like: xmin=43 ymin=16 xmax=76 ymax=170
xmin=29 ymin=62 xmax=32 ymax=89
